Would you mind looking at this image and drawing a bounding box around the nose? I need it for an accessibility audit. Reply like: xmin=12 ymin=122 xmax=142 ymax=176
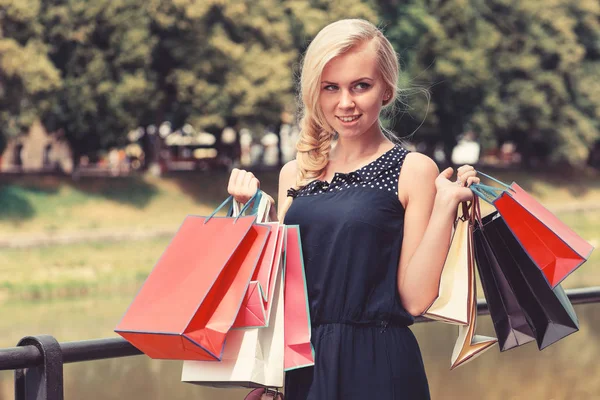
xmin=338 ymin=90 xmax=355 ymax=110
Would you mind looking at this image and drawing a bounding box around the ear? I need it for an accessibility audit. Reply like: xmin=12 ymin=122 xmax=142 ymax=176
xmin=382 ymin=90 xmax=392 ymax=105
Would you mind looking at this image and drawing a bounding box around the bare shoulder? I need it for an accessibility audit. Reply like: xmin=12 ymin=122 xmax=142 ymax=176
xmin=403 ymin=152 xmax=439 ymax=178
xmin=277 ymin=160 xmax=297 ymax=207
xmin=398 ymin=152 xmax=439 ymax=205
xmin=279 ymin=160 xmax=297 ymax=185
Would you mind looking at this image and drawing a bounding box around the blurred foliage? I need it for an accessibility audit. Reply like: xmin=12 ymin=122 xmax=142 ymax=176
xmin=379 ymin=0 xmax=600 ymax=167
xmin=0 ymin=0 xmax=599 ymax=166
xmin=0 ymin=0 xmax=373 ymax=158
xmin=0 ymin=0 xmax=62 ymax=141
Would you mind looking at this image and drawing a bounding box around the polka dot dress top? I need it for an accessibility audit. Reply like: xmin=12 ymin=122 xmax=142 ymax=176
xmin=283 ymin=144 xmax=430 ymax=400
xmin=288 ymin=145 xmax=409 ymax=198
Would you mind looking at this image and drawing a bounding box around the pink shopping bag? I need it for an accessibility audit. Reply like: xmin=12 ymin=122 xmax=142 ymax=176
xmin=116 ymin=196 xmax=270 ymax=360
xmin=233 ymin=223 xmax=286 ymax=328
xmin=284 ymin=225 xmax=315 ymax=371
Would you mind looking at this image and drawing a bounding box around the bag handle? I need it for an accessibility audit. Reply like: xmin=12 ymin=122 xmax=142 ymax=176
xmin=232 ymin=190 xmax=271 ymax=223
xmin=204 ymin=191 xmax=261 ymax=224
xmin=244 ymin=388 xmax=284 ymax=399
xmin=460 ymin=200 xmax=472 ymax=222
xmin=470 ymin=170 xmax=516 ymax=204
xmin=476 ymin=170 xmax=511 ymax=190
xmin=470 ymin=195 xmax=484 ymax=228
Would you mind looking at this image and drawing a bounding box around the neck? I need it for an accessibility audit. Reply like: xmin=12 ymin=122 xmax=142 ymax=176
xmin=331 ymin=121 xmax=391 ymax=163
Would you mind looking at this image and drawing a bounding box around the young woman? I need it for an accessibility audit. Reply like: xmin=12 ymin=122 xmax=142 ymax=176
xmin=229 ymin=19 xmax=479 ymax=400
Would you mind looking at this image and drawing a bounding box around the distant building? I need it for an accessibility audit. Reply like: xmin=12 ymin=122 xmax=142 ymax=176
xmin=1 ymin=120 xmax=73 ymax=174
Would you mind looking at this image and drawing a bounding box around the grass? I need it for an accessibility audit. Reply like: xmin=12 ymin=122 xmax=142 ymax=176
xmin=0 ymin=171 xmax=281 ymax=239
xmin=0 ymin=169 xmax=596 ymax=237
xmin=0 ymin=169 xmax=598 ymax=301
xmin=0 ymin=237 xmax=170 ymax=301
xmin=0 ymin=209 xmax=598 ymax=302
xmin=0 ymin=171 xmax=598 ymax=399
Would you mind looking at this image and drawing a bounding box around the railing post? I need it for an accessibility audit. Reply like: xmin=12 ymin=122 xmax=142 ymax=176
xmin=14 ymin=335 xmax=64 ymax=400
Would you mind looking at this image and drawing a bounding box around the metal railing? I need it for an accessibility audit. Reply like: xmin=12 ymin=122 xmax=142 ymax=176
xmin=1 ymin=286 xmax=599 ymax=400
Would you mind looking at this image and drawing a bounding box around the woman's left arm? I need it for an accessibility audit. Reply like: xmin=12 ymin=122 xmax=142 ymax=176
xmin=396 ymin=153 xmax=478 ymax=316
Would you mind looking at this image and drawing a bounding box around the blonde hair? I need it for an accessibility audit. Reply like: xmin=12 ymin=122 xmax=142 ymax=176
xmin=294 ymin=19 xmax=401 ymax=189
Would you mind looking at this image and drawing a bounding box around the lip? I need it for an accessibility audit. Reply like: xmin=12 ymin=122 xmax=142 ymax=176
xmin=336 ymin=114 xmax=362 ymax=125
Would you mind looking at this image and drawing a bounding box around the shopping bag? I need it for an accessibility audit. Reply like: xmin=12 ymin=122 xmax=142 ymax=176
xmin=480 ymin=211 xmax=579 ymax=350
xmin=232 ymin=193 xmax=287 ymax=329
xmin=471 ymin=172 xmax=594 ymax=288
xmin=450 ymin=205 xmax=497 ymax=369
xmin=181 ymin=260 xmax=285 ymax=388
xmin=423 ymin=203 xmax=471 ymax=325
xmin=233 ymin=225 xmax=286 ymax=328
xmin=472 ymin=198 xmax=536 ymax=352
xmin=284 ymin=225 xmax=315 ymax=371
xmin=115 ymin=195 xmax=271 ymax=360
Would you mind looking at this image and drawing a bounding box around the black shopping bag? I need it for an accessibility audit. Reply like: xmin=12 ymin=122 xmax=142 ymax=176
xmin=472 ymin=199 xmax=536 ymax=351
xmin=479 ymin=211 xmax=579 ymax=350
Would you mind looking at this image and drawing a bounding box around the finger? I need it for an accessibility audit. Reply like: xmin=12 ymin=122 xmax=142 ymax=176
xmin=458 ymin=170 xmax=478 ymax=182
xmin=249 ymin=177 xmax=259 ymax=194
xmin=440 ymin=167 xmax=454 ymax=180
xmin=233 ymin=169 xmax=248 ymax=200
xmin=461 ymin=169 xmax=477 ymax=177
xmin=235 ymin=169 xmax=247 ymax=189
xmin=466 ymin=176 xmax=480 ymax=187
xmin=241 ymin=171 xmax=254 ymax=190
xmin=228 ymin=168 xmax=240 ymax=195
xmin=242 ymin=173 xmax=257 ymax=200
xmin=457 ymin=164 xmax=474 ymax=173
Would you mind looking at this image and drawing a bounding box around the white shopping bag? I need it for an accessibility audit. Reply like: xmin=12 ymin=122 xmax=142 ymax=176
xmin=181 ymin=263 xmax=285 ymax=388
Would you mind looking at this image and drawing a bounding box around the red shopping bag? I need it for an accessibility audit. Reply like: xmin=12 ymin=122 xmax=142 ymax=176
xmin=472 ymin=172 xmax=594 ymax=288
xmin=284 ymin=225 xmax=315 ymax=371
xmin=233 ymin=223 xmax=286 ymax=328
xmin=115 ymin=197 xmax=271 ymax=361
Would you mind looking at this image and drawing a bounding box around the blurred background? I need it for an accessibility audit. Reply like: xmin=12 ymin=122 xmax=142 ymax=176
xmin=1 ymin=0 xmax=599 ymax=399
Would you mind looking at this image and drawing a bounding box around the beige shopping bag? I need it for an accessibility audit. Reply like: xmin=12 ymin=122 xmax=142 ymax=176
xmin=423 ymin=203 xmax=471 ymax=325
xmin=450 ymin=208 xmax=497 ymax=369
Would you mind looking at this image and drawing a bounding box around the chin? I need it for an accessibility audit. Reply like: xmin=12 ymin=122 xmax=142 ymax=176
xmin=336 ymin=131 xmax=362 ymax=140
xmin=336 ymin=124 xmax=376 ymax=140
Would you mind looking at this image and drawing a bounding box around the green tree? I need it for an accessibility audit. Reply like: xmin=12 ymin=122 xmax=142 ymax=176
xmin=283 ymin=0 xmax=378 ymax=53
xmin=39 ymin=0 xmax=159 ymax=160
xmin=379 ymin=0 xmax=600 ymax=167
xmin=0 ymin=0 xmax=380 ymax=160
xmin=147 ymin=0 xmax=297 ymax=133
xmin=471 ymin=0 xmax=600 ymax=167
xmin=149 ymin=0 xmax=377 ymax=133
xmin=0 ymin=0 xmax=62 ymax=149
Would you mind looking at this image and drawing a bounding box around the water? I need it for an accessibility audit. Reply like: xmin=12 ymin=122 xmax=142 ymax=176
xmin=1 ymin=294 xmax=599 ymax=399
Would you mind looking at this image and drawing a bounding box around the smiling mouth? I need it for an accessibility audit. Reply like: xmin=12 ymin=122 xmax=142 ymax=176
xmin=336 ymin=115 xmax=362 ymax=123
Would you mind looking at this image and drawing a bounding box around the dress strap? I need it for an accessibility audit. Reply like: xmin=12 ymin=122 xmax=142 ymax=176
xmin=287 ymin=188 xmax=299 ymax=199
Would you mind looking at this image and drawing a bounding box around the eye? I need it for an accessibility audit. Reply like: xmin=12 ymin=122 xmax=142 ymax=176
xmin=354 ymin=82 xmax=371 ymax=91
xmin=323 ymin=84 xmax=338 ymax=91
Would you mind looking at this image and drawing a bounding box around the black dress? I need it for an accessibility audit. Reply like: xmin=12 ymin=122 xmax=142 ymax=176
xmin=283 ymin=145 xmax=430 ymax=400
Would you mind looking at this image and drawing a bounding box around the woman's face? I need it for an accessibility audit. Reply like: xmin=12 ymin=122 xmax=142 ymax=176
xmin=319 ymin=40 xmax=388 ymax=140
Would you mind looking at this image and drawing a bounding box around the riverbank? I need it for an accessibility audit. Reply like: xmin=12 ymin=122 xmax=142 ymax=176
xmin=1 ymin=170 xmax=598 ymax=301
xmin=1 ymin=168 xmax=597 ymax=238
